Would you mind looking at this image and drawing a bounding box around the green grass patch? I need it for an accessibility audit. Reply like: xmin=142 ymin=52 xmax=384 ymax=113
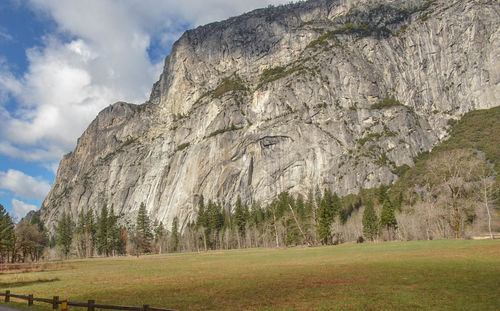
xmin=0 ymin=240 xmax=499 ymax=311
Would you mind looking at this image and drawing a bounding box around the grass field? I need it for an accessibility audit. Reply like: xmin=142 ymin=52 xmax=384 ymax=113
xmin=1 ymin=240 xmax=499 ymax=310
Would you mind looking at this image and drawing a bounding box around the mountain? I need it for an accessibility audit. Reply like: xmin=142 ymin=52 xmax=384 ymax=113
xmin=40 ymin=0 xmax=500 ymax=231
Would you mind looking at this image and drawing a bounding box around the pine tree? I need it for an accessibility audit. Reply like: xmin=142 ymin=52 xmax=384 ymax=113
xmin=108 ymin=207 xmax=122 ymax=256
xmin=314 ymin=186 xmax=322 ymax=227
xmin=76 ymin=211 xmax=85 ymax=234
xmin=362 ymin=199 xmax=379 ymax=241
xmin=136 ymin=203 xmax=152 ymax=253
xmin=233 ymin=196 xmax=248 ymax=248
xmin=0 ymin=205 xmax=15 ymax=262
xmin=295 ymin=194 xmax=306 ymax=220
xmin=171 ymin=216 xmax=179 ymax=252
xmin=75 ymin=211 xmax=87 ymax=257
xmin=317 ymin=189 xmax=333 ymax=244
xmin=96 ymin=205 xmax=109 ymax=256
xmin=304 ymin=189 xmax=316 ymax=244
xmin=196 ymin=196 xmax=208 ymax=251
xmin=206 ymin=201 xmax=224 ymax=249
xmin=56 ymin=212 xmax=74 ymax=258
xmin=85 ymin=210 xmax=96 ymax=257
xmin=377 ymin=185 xmax=389 ymax=206
xmin=154 ymin=221 xmax=166 ymax=253
xmin=380 ymin=199 xmax=397 ymax=240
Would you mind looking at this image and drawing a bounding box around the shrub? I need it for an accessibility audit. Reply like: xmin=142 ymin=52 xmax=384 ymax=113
xmin=175 ymin=143 xmax=190 ymax=152
xmin=371 ymin=96 xmax=404 ymax=109
xmin=212 ymin=75 xmax=247 ymax=99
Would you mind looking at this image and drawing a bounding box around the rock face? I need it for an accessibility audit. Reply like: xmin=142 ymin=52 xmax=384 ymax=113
xmin=40 ymin=0 xmax=500 ymax=231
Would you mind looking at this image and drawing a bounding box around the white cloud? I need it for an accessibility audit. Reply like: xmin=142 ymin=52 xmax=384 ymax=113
xmin=0 ymin=58 xmax=22 ymax=105
xmin=0 ymin=169 xmax=51 ymax=201
xmin=11 ymin=198 xmax=37 ymax=220
xmin=0 ymin=0 xmax=289 ymax=165
xmin=0 ymin=141 xmax=64 ymax=162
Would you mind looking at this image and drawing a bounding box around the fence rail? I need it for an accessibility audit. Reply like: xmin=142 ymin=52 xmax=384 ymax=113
xmin=0 ymin=291 xmax=177 ymax=311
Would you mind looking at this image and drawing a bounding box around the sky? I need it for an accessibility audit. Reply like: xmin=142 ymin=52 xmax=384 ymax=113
xmin=0 ymin=0 xmax=289 ymax=221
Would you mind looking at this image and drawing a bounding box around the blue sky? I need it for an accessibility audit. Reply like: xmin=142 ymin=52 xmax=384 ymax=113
xmin=0 ymin=0 xmax=287 ymax=221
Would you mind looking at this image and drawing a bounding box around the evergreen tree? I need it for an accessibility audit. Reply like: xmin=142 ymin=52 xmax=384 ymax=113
xmin=56 ymin=211 xmax=74 ymax=258
xmin=76 ymin=211 xmax=85 ymax=235
xmin=196 ymin=196 xmax=208 ymax=251
xmin=197 ymin=196 xmax=206 ymax=227
xmin=380 ymin=199 xmax=398 ymax=240
xmin=304 ymin=189 xmax=314 ymax=218
xmin=85 ymin=210 xmax=96 ymax=256
xmin=154 ymin=221 xmax=166 ymax=253
xmin=377 ymin=185 xmax=389 ymax=206
xmin=317 ymin=189 xmax=333 ymax=244
xmin=108 ymin=207 xmax=122 ymax=256
xmin=206 ymin=201 xmax=224 ymax=249
xmin=362 ymin=200 xmax=379 ymax=241
xmin=304 ymin=189 xmax=317 ymax=244
xmin=0 ymin=205 xmax=15 ymax=263
xmin=136 ymin=203 xmax=152 ymax=253
xmin=75 ymin=211 xmax=87 ymax=257
xmin=314 ymin=186 xmax=322 ymax=225
xmin=96 ymin=205 xmax=109 ymax=255
xmin=233 ymin=196 xmax=248 ymax=248
xmin=295 ymin=194 xmax=306 ymax=220
xmin=249 ymin=202 xmax=264 ymax=229
xmin=393 ymin=192 xmax=404 ymax=212
xmin=171 ymin=216 xmax=179 ymax=252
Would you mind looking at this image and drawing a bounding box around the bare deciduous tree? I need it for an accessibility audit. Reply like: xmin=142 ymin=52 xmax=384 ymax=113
xmin=426 ymin=149 xmax=485 ymax=238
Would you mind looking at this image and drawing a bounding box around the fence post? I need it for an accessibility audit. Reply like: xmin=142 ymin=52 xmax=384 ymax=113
xmin=28 ymin=294 xmax=34 ymax=306
xmin=61 ymin=300 xmax=68 ymax=311
xmin=53 ymin=296 xmax=59 ymax=309
xmin=88 ymin=299 xmax=95 ymax=311
xmin=143 ymin=304 xmax=149 ymax=311
xmin=5 ymin=290 xmax=10 ymax=302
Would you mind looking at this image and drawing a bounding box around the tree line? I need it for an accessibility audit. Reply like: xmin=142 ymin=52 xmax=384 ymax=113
xmin=53 ymin=203 xmax=181 ymax=259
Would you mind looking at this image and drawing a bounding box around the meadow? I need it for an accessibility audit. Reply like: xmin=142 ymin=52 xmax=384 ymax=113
xmin=1 ymin=239 xmax=499 ymax=311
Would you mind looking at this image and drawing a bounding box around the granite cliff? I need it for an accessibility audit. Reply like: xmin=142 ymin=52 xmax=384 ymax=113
xmin=40 ymin=0 xmax=500 ymax=231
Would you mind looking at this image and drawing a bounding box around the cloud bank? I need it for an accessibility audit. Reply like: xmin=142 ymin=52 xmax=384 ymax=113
xmin=0 ymin=169 xmax=51 ymax=201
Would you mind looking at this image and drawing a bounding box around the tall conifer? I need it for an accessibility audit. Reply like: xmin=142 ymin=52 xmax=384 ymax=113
xmin=362 ymin=199 xmax=379 ymax=241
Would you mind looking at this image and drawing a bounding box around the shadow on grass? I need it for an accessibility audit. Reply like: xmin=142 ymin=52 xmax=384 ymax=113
xmin=0 ymin=262 xmax=74 ymax=275
xmin=0 ymin=278 xmax=60 ymax=288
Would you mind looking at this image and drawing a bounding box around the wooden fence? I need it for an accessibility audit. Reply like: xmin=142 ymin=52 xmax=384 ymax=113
xmin=0 ymin=290 xmax=177 ymax=311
